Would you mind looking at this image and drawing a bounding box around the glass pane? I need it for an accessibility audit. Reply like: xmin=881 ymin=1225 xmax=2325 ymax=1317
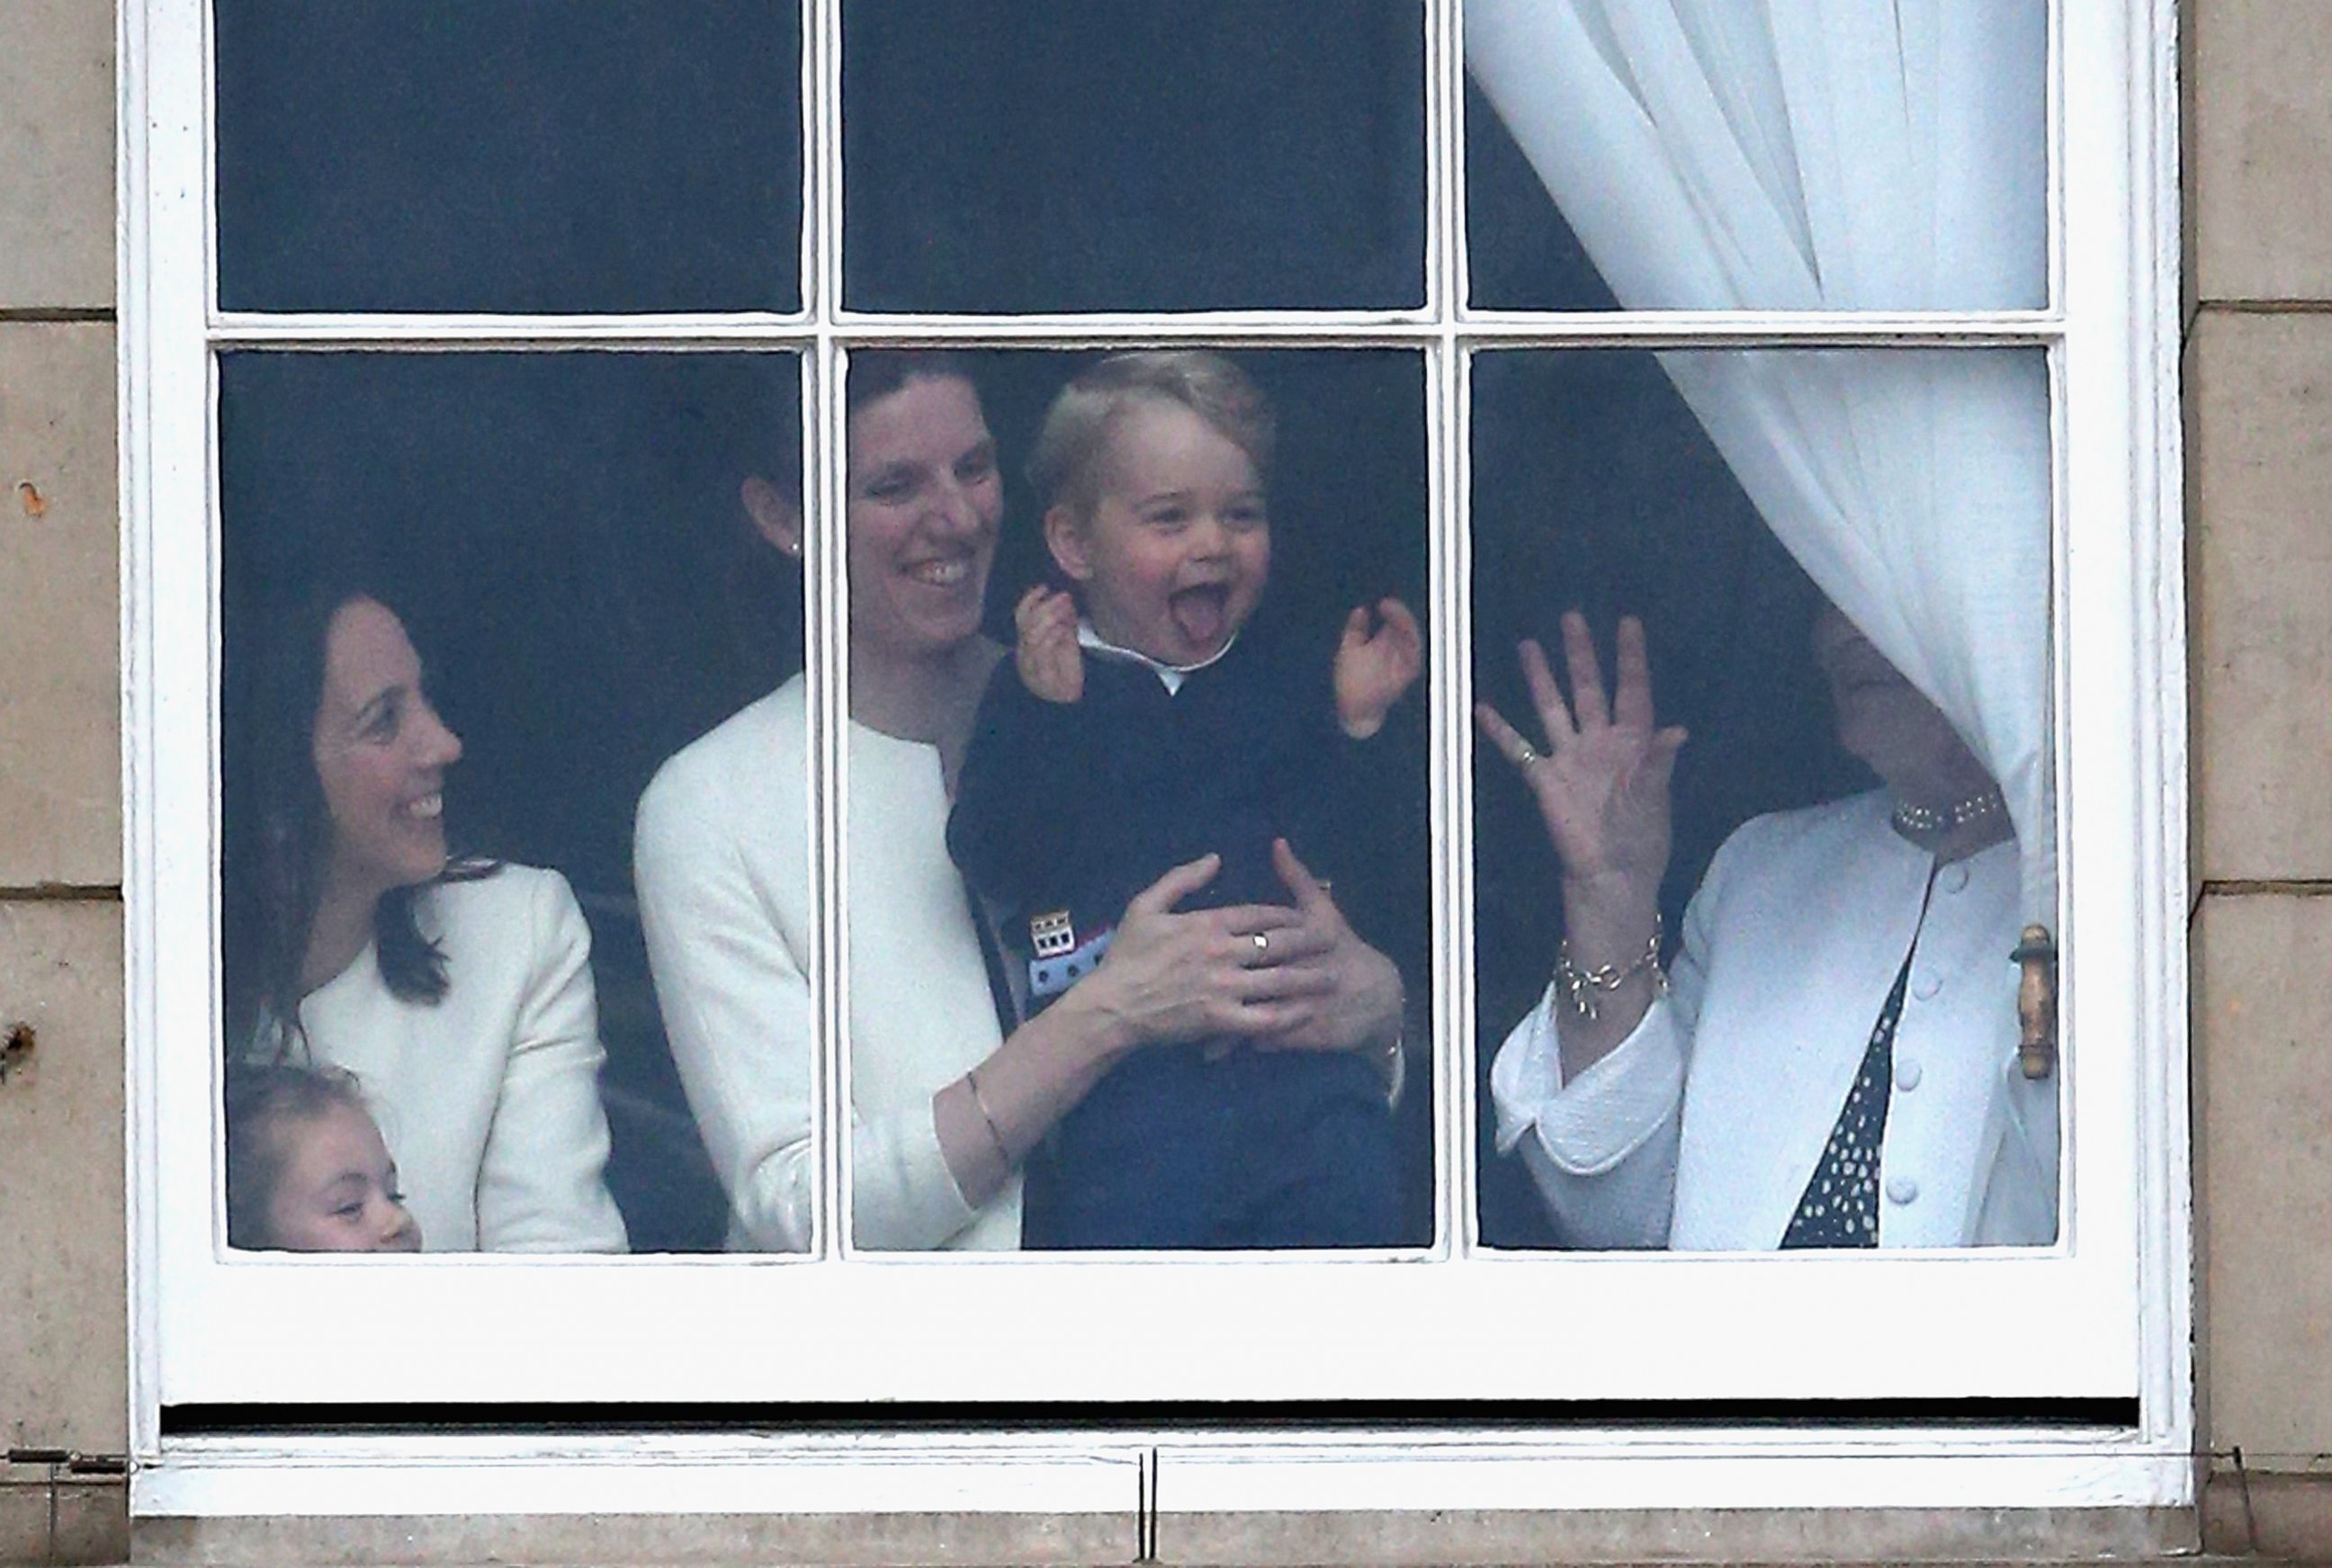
xmin=219 ymin=351 xmax=805 ymax=1255
xmin=1465 ymin=2 xmax=2049 ymax=311
xmin=1469 ymin=347 xmax=2057 ymax=1251
xmin=842 ymin=348 xmax=1432 ymax=1251
xmin=215 ymin=4 xmax=802 ymax=313
xmin=842 ymin=2 xmax=1426 ymax=314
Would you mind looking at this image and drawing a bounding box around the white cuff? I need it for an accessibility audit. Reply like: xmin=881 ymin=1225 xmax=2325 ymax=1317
xmin=1491 ymin=983 xmax=1687 ymax=1175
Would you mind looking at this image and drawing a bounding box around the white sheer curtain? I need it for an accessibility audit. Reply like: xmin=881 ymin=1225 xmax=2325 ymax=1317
xmin=1466 ymin=0 xmax=2056 ymax=927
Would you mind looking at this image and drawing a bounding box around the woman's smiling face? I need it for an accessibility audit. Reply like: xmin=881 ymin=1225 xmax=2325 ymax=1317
xmin=845 ymin=374 xmax=1003 ymax=667
xmin=310 ymin=597 xmax=463 ymax=909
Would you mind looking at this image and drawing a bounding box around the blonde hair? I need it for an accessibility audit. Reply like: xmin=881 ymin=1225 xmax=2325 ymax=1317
xmin=1027 ymin=351 xmax=1276 ymax=521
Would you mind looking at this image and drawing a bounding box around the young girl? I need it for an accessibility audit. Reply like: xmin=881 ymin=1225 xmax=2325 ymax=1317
xmin=225 ymin=1062 xmax=424 ymax=1252
xmin=946 ymin=351 xmax=1422 ymax=1250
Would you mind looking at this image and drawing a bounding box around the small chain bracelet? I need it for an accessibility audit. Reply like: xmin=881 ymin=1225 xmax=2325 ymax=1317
xmin=964 ymin=1068 xmax=1015 ymax=1168
xmin=1555 ymin=916 xmax=1667 ymax=1024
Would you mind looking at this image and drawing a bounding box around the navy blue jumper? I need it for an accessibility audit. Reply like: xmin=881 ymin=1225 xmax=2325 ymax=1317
xmin=946 ymin=618 xmax=1402 ymax=1250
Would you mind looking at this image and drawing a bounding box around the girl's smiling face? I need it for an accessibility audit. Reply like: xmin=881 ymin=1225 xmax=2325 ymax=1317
xmin=310 ymin=597 xmax=464 ymax=910
xmin=1045 ymin=398 xmax=1270 ymax=667
xmin=262 ymin=1100 xmax=423 ymax=1253
xmin=845 ymin=374 xmax=1003 ymax=667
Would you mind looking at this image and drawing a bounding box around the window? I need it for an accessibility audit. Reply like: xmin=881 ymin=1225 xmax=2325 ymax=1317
xmin=123 ymin=0 xmax=2191 ymax=1513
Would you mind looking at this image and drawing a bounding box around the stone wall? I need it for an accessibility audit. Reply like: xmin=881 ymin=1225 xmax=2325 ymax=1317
xmin=2189 ymin=0 xmax=2332 ymax=1555
xmin=0 ymin=2 xmax=130 ymax=1561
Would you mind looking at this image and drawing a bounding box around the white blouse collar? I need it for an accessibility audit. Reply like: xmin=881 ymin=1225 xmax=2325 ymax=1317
xmin=1075 ymin=617 xmax=1238 ymax=694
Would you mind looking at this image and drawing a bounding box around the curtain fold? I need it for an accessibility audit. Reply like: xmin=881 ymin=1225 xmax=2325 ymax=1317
xmin=1466 ymin=0 xmax=2056 ymax=928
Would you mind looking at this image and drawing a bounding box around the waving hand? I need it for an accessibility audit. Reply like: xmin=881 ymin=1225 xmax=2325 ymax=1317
xmin=1475 ymin=611 xmax=1685 ymax=901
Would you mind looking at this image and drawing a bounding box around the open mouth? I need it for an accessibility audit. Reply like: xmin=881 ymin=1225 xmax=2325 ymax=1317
xmin=404 ymin=793 xmax=444 ymax=820
xmin=906 ymin=556 xmax=973 ymax=588
xmin=1169 ymin=584 xmax=1232 ymax=650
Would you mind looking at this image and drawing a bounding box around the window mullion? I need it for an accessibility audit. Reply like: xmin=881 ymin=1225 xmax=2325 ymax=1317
xmin=812 ymin=0 xmax=849 ymax=1261
xmin=1428 ymin=0 xmax=1458 ymax=320
xmin=812 ymin=336 xmax=848 ymax=1264
xmin=1433 ymin=336 xmax=1475 ymax=1258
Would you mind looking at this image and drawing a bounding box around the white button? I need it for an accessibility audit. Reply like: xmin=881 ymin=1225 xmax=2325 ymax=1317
xmin=1886 ymin=1177 xmax=1920 ymax=1205
xmin=1941 ymin=863 xmax=1971 ymax=894
xmin=1912 ymin=972 xmax=1942 ymax=1001
xmin=1896 ymin=1059 xmax=1923 ymax=1090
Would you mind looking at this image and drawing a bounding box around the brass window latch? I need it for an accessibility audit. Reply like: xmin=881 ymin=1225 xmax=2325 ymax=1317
xmin=2013 ymin=925 xmax=2058 ymax=1080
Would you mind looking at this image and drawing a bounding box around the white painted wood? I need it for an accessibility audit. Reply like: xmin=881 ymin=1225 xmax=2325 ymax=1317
xmin=131 ymin=1426 xmax=2190 ymax=1518
xmin=136 ymin=1433 xmax=1144 ymax=1518
xmin=204 ymin=309 xmax=2058 ymax=347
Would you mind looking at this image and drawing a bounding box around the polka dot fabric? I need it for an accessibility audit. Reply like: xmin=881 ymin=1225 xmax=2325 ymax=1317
xmin=1777 ymin=952 xmax=1915 ymax=1250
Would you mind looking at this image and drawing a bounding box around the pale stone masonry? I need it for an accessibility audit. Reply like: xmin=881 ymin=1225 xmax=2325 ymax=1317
xmin=5 ymin=0 xmax=2332 ymax=1560
xmin=0 ymin=1 xmax=130 ymax=1562
xmin=2189 ymin=0 xmax=2332 ymax=1519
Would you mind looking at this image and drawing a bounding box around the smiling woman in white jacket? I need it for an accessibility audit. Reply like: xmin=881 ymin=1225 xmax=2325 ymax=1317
xmin=224 ymin=587 xmax=626 ymax=1253
xmin=1476 ymin=605 xmax=2056 ymax=1250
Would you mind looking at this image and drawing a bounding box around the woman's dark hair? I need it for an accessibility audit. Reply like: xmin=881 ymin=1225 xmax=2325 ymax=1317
xmin=691 ymin=353 xmax=974 ymax=694
xmin=223 ymin=1060 xmax=373 ymax=1249
xmin=221 ymin=581 xmax=493 ymax=1056
xmin=845 ymin=350 xmax=977 ymax=419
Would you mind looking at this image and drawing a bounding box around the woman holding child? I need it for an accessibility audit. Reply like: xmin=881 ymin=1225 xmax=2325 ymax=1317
xmin=635 ymin=351 xmax=1413 ymax=1252
xmin=224 ymin=586 xmax=628 ymax=1253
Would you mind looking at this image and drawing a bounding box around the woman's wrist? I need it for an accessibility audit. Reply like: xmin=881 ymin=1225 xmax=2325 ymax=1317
xmin=1021 ymin=975 xmax=1137 ymax=1076
xmin=1347 ymin=945 xmax=1405 ymax=1054
xmin=1558 ymin=872 xmax=1662 ymax=965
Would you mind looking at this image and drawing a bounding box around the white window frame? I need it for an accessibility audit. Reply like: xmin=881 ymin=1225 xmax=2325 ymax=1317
xmin=120 ymin=0 xmax=2192 ymax=1517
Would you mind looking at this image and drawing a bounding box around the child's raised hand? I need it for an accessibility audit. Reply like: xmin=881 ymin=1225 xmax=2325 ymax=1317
xmin=1334 ymin=597 xmax=1423 ymax=739
xmin=1015 ymin=585 xmax=1084 ymax=704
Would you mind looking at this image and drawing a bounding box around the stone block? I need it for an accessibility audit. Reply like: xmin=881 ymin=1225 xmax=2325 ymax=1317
xmin=2204 ymin=1466 xmax=2332 ymax=1559
xmin=2187 ymin=310 xmax=2332 ymax=881
xmin=131 ymin=1510 xmax=1135 ymax=1566
xmin=0 ymin=0 xmax=115 ymax=310
xmin=2194 ymin=890 xmax=2332 ymax=1457
xmin=0 ymin=900 xmax=126 ymax=1457
xmin=2193 ymin=0 xmax=2332 ymax=304
xmin=0 ymin=323 xmax=119 ymax=890
xmin=1155 ymin=1505 xmax=2193 ymax=1565
xmin=0 ymin=1474 xmax=129 ymax=1567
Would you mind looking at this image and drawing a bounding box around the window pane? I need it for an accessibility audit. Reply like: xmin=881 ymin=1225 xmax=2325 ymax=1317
xmin=841 ymin=348 xmax=1432 ymax=1252
xmin=215 ymin=4 xmax=802 ymax=313
xmin=1469 ymin=347 xmax=2056 ymax=1252
xmin=1465 ymin=2 xmax=2049 ymax=312
xmin=841 ymin=2 xmax=1426 ymax=314
xmin=219 ymin=351 xmax=804 ymax=1256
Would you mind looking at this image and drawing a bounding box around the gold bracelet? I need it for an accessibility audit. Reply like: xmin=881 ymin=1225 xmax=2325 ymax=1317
xmin=964 ymin=1068 xmax=1015 ymax=1168
xmin=1555 ymin=916 xmax=1666 ymax=1025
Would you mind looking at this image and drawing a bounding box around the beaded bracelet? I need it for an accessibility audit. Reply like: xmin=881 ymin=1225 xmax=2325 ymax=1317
xmin=1555 ymin=916 xmax=1667 ymax=1024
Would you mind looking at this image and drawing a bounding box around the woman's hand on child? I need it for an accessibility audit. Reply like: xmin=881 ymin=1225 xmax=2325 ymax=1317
xmin=1334 ymin=597 xmax=1424 ymax=739
xmin=1251 ymin=838 xmax=1405 ymax=1057
xmin=1015 ymin=586 xmax=1084 ymax=704
xmin=1259 ymin=839 xmax=1399 ymax=1059
xmin=1073 ymin=852 xmax=1332 ymax=1056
